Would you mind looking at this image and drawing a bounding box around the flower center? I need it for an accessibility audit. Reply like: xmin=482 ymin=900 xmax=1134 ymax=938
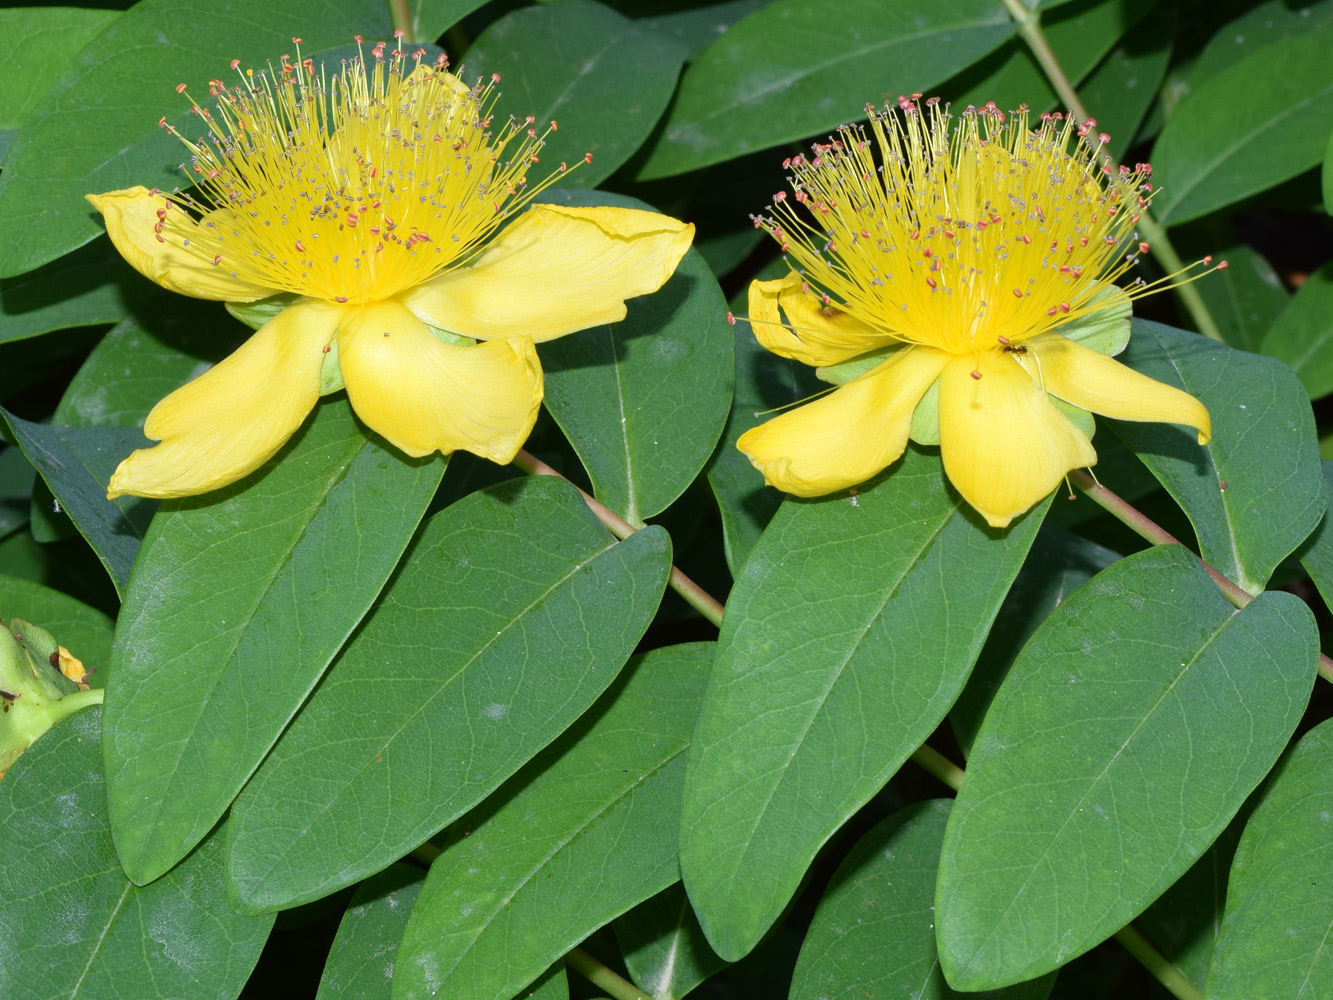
xmin=160 ymin=37 xmax=575 ymax=304
xmin=756 ymin=99 xmax=1199 ymax=356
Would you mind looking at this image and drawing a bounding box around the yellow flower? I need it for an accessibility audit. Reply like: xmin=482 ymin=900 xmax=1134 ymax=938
xmin=88 ymin=38 xmax=693 ymax=499
xmin=737 ymin=99 xmax=1214 ymax=528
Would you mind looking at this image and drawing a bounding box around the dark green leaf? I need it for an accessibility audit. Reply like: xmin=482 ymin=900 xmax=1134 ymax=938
xmin=1205 ymin=717 xmax=1333 ymax=998
xmin=706 ymin=270 xmax=822 ymax=575
xmin=951 ymin=0 xmax=1156 ymax=119
xmin=0 ymin=238 xmax=144 ymax=346
xmin=936 ymin=545 xmax=1317 ymax=989
xmin=0 ymin=8 xmax=118 ymax=132
xmin=1298 ymin=462 xmax=1333 ymax=615
xmin=1078 ymin=10 xmax=1174 ymax=163
xmin=641 ymin=0 xmax=769 ymax=60
xmin=316 ymin=864 xmax=426 ymax=1000
xmin=634 ymin=0 xmax=1016 ymax=179
xmin=1114 ymin=319 xmax=1325 ymax=594
xmin=1 ymin=409 xmax=156 ymax=597
xmin=55 ymin=303 xmax=250 ymax=428
xmin=1176 ymin=228 xmax=1289 ymax=354
xmin=1138 ymin=806 xmax=1247 ymax=987
xmin=1150 ymin=26 xmax=1333 ymax=225
xmin=226 ymin=476 xmax=671 ymax=913
xmin=614 ymin=884 xmax=728 ymax=1000
xmin=0 ymin=446 xmax=33 ymax=539
xmin=681 ymin=447 xmax=1046 ymax=961
xmin=1183 ymin=0 xmax=1333 ymax=94
xmin=393 ymin=642 xmax=712 ymax=1000
xmin=537 ymin=192 xmax=732 ymax=524
xmin=950 ymin=523 xmax=1119 ymax=758
xmin=0 ymin=574 xmax=113 ymax=689
xmin=792 ymin=800 xmax=1054 ymax=1000
xmin=0 ymin=708 xmax=273 ymax=1000
xmin=464 ymin=1 xmax=686 ymax=190
xmin=105 ymin=398 xmax=444 ymax=885
xmin=1260 ymin=260 xmax=1333 ymax=399
xmin=412 ymin=0 xmax=491 ymax=43
xmin=1324 ymin=125 xmax=1333 ymax=215
xmin=0 ymin=0 xmax=393 ymax=276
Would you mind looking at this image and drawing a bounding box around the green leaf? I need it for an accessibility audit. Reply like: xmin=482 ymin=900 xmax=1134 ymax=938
xmin=0 ymin=238 xmax=145 ymax=346
xmin=54 ymin=304 xmax=250 ymax=428
xmin=706 ymin=274 xmax=823 ymax=575
xmin=633 ymin=0 xmax=1016 ymax=179
xmin=950 ymin=0 xmax=1156 ymax=120
xmin=104 ymin=398 xmax=444 ymax=886
xmin=792 ymin=800 xmax=1054 ymax=1000
xmin=0 ymin=708 xmax=273 ymax=1000
xmin=681 ymin=447 xmax=1047 ymax=961
xmin=317 ymin=864 xmax=426 ymax=1000
xmin=1 ymin=409 xmax=156 ymax=598
xmin=1205 ymin=718 xmax=1333 ymax=999
xmin=0 ymin=7 xmax=118 ymax=145
xmin=640 ymin=0 xmax=769 ymax=60
xmin=412 ymin=0 xmax=490 ymax=43
xmin=1078 ymin=11 xmax=1174 ymax=164
xmin=614 ymin=884 xmax=728 ymax=1000
xmin=1177 ymin=227 xmax=1289 ymax=354
xmin=392 ymin=642 xmax=712 ymax=1000
xmin=536 ymin=191 xmax=732 ymax=524
xmin=0 ymin=574 xmax=113 ymax=689
xmin=1298 ymin=462 xmax=1333 ymax=615
xmin=318 ymin=866 xmax=571 ymax=1000
xmin=950 ymin=523 xmax=1119 ymax=758
xmin=0 ymin=447 xmax=33 ymax=539
xmin=0 ymin=0 xmax=393 ymax=277
xmin=1183 ymin=0 xmax=1333 ymax=94
xmin=1261 ymin=260 xmax=1333 ymax=399
xmin=1150 ymin=26 xmax=1333 ymax=225
xmin=226 ymin=476 xmax=670 ymax=913
xmin=935 ymin=545 xmax=1317 ymax=989
xmin=1114 ymin=319 xmax=1325 ymax=595
xmin=1324 ymin=125 xmax=1333 ymax=215
xmin=465 ymin=1 xmax=686 ymax=190
xmin=1138 ymin=807 xmax=1248 ymax=987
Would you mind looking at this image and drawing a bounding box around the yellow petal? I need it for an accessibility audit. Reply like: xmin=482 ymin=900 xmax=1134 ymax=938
xmin=108 ymin=298 xmax=339 ymax=498
xmin=737 ymin=345 xmax=950 ymax=496
xmin=938 ymin=353 xmax=1098 ymax=528
xmin=399 ymin=204 xmax=693 ymax=342
xmin=1026 ymin=333 xmax=1212 ymax=444
xmin=85 ymin=187 xmax=276 ymax=302
xmin=749 ymin=271 xmax=894 ymax=367
xmin=337 ymin=299 xmax=542 ymax=463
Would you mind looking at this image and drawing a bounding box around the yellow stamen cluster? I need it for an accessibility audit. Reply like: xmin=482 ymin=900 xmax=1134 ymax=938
xmin=756 ymin=98 xmax=1220 ymax=356
xmin=158 ymin=36 xmax=581 ymax=304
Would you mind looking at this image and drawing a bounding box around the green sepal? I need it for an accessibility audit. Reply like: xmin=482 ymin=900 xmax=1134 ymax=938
xmin=909 ymin=377 xmax=942 ymax=446
xmin=225 ymin=292 xmax=300 ymax=331
xmin=1051 ymin=396 xmax=1095 ymax=439
xmin=316 ymin=319 xmax=473 ymax=397
xmin=1052 ymin=281 xmax=1132 ymax=356
xmin=0 ymin=618 xmax=90 ymax=775
xmin=814 ymin=343 xmax=905 ymax=385
xmin=319 ymin=338 xmax=344 ymax=396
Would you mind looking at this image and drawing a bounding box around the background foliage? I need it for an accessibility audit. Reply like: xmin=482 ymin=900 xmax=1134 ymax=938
xmin=2 ymin=1 xmax=1332 ymax=998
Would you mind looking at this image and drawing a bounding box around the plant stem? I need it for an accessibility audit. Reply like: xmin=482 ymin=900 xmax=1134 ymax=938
xmin=910 ymin=743 xmax=964 ymax=792
xmin=48 ymin=686 xmax=105 ymax=720
xmin=512 ymin=450 xmax=726 ymax=628
xmin=1069 ymin=470 xmax=1333 ymax=683
xmin=1114 ymin=925 xmax=1206 ymax=1000
xmin=388 ymin=0 xmax=414 ymax=41
xmin=566 ymin=947 xmax=659 ymax=1000
xmin=1000 ymin=0 xmax=1225 ymax=342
